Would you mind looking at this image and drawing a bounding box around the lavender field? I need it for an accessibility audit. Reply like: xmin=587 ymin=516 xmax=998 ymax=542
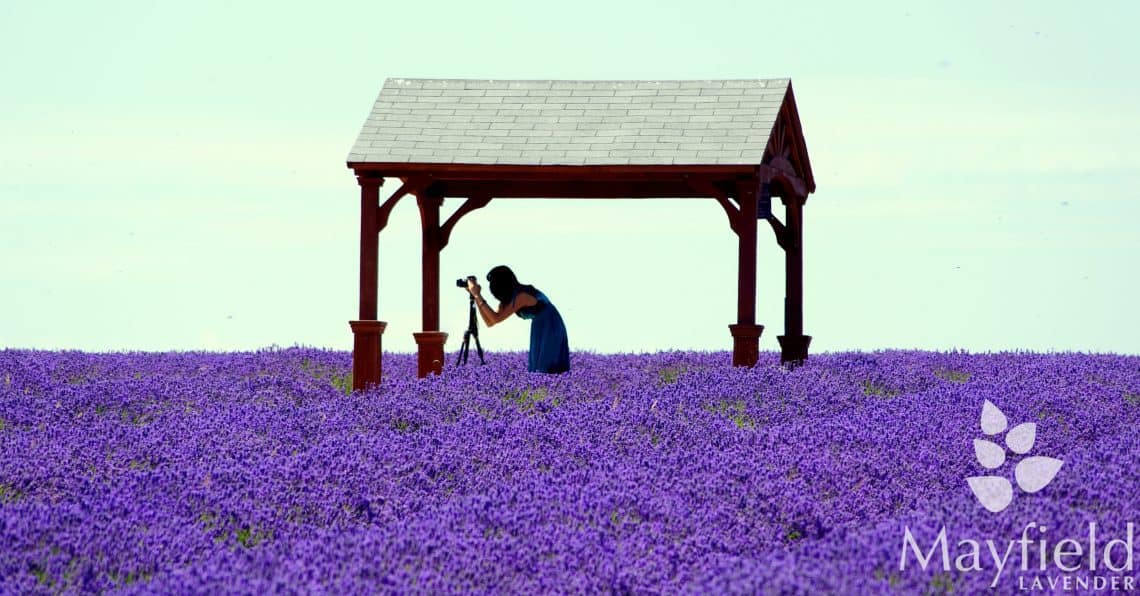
xmin=1 ymin=347 xmax=1138 ymax=594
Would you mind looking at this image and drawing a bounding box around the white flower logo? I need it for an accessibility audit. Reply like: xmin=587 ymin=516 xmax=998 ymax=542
xmin=967 ymin=400 xmax=1063 ymax=513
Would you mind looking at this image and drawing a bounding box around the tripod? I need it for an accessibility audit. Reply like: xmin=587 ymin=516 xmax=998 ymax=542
xmin=456 ymin=294 xmax=486 ymax=366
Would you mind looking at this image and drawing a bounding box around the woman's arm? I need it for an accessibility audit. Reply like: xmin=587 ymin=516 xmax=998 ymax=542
xmin=467 ymin=280 xmax=537 ymax=327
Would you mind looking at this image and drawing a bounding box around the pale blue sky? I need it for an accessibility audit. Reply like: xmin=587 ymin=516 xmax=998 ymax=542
xmin=2 ymin=1 xmax=1137 ymax=354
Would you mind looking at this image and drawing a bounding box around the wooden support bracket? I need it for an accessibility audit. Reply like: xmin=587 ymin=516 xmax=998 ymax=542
xmin=439 ymin=195 xmax=492 ymax=249
xmin=377 ymin=178 xmax=433 ymax=234
xmin=686 ymin=179 xmax=740 ymax=235
xmin=767 ymin=216 xmax=790 ymax=250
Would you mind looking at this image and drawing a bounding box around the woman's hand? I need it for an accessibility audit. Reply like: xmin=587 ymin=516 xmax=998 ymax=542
xmin=466 ymin=277 xmax=482 ymax=296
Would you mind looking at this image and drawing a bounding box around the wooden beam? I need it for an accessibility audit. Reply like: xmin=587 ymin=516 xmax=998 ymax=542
xmin=432 ymin=180 xmax=721 ymax=199
xmin=439 ymin=195 xmax=492 ymax=249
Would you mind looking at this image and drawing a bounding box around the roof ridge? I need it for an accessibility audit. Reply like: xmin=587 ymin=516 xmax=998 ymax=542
xmin=385 ymin=77 xmax=791 ymax=83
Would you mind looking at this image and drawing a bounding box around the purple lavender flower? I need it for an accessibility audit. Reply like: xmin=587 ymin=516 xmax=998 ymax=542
xmin=0 ymin=347 xmax=1136 ymax=593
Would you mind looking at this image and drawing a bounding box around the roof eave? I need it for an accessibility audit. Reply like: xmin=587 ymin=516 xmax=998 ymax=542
xmin=346 ymin=161 xmax=763 ymax=178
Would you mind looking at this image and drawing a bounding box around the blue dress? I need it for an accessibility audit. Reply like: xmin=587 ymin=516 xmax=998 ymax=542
xmin=513 ymin=287 xmax=570 ymax=374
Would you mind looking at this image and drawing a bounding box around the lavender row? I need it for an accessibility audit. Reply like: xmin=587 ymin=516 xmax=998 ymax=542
xmin=1 ymin=347 xmax=1137 ymax=593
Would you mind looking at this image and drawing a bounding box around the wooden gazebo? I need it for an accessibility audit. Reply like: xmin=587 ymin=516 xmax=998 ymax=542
xmin=346 ymin=78 xmax=815 ymax=388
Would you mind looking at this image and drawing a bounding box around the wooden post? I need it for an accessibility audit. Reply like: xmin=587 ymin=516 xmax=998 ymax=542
xmin=359 ymin=176 xmax=380 ymax=321
xmin=729 ymin=179 xmax=763 ymax=366
xmin=350 ymin=175 xmax=386 ymax=390
xmin=415 ymin=191 xmax=447 ymax=377
xmin=777 ymin=194 xmax=811 ymax=365
xmin=350 ymin=320 xmax=386 ymax=389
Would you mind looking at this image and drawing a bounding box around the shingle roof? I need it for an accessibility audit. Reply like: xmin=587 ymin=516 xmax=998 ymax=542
xmin=347 ymin=78 xmax=790 ymax=166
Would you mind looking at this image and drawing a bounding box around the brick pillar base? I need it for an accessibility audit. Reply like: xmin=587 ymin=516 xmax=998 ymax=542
xmin=728 ymin=323 xmax=764 ymax=367
xmin=777 ymin=334 xmax=812 ymax=366
xmin=413 ymin=331 xmax=448 ymax=378
xmin=349 ymin=320 xmax=387 ymax=391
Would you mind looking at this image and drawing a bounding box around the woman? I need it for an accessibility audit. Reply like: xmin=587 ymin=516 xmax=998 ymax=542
xmin=466 ymin=265 xmax=570 ymax=374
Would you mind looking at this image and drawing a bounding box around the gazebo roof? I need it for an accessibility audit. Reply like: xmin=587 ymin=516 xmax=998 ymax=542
xmin=348 ymin=78 xmax=807 ymax=172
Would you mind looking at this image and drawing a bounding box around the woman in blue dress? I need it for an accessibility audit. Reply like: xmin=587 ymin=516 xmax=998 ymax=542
xmin=465 ymin=265 xmax=570 ymax=374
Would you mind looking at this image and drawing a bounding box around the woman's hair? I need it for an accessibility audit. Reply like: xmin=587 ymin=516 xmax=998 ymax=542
xmin=486 ymin=265 xmax=538 ymax=305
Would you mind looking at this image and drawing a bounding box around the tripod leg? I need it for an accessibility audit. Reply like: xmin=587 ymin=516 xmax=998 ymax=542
xmin=459 ymin=298 xmax=478 ymax=367
xmin=457 ymin=331 xmax=469 ymax=366
xmin=474 ymin=332 xmax=485 ymax=364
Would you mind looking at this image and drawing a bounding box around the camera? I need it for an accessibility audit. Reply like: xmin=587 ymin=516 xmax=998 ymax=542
xmin=455 ymin=275 xmax=475 ymax=288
